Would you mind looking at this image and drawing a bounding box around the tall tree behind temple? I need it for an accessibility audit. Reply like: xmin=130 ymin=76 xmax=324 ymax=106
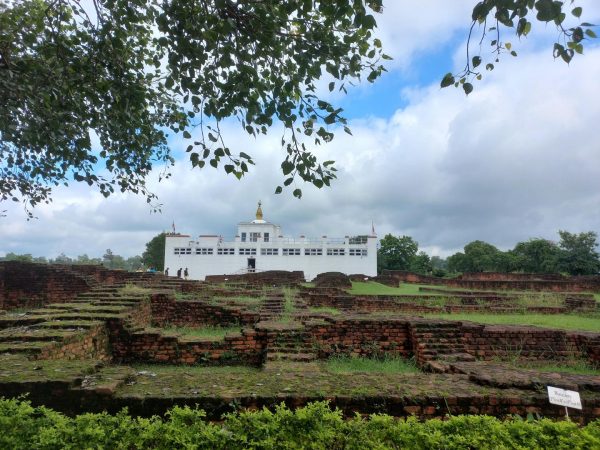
xmin=142 ymin=233 xmax=166 ymax=272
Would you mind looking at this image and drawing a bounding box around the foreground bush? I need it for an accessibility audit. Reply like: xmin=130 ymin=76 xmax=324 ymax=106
xmin=1 ymin=398 xmax=599 ymax=449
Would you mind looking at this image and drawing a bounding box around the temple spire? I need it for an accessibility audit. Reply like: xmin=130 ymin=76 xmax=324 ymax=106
xmin=255 ymin=200 xmax=263 ymax=221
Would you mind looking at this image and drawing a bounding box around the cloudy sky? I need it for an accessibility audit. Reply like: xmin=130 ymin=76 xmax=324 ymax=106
xmin=2 ymin=1 xmax=600 ymax=259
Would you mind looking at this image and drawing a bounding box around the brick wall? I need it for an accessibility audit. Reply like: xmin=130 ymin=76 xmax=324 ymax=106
xmin=150 ymin=293 xmax=260 ymax=327
xmin=107 ymin=317 xmax=265 ymax=365
xmin=385 ymin=270 xmax=600 ymax=292
xmin=0 ymin=261 xmax=92 ymax=310
xmin=306 ymin=319 xmax=411 ymax=358
xmin=38 ymin=324 xmax=111 ymax=361
xmin=205 ymin=270 xmax=305 ymax=286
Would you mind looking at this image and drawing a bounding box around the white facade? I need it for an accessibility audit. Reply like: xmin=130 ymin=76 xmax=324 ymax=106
xmin=164 ymin=203 xmax=377 ymax=281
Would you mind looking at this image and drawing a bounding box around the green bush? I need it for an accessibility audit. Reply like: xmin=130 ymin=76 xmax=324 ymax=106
xmin=1 ymin=397 xmax=599 ymax=449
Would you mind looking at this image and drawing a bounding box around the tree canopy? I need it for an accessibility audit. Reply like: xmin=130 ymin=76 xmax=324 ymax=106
xmin=378 ymin=234 xmax=419 ymax=273
xmin=445 ymin=231 xmax=600 ymax=275
xmin=142 ymin=232 xmax=166 ymax=272
xmin=1 ymin=1 xmax=596 ymax=215
xmin=442 ymin=0 xmax=597 ymax=94
xmin=0 ymin=0 xmax=387 ymax=214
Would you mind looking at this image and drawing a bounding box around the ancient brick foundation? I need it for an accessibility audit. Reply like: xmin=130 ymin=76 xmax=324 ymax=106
xmin=384 ymin=270 xmax=600 ymax=292
xmin=38 ymin=324 xmax=111 ymax=361
xmin=306 ymin=319 xmax=411 ymax=358
xmin=0 ymin=261 xmax=92 ymax=310
xmin=107 ymin=317 xmax=265 ymax=365
xmin=205 ymin=270 xmax=305 ymax=286
xmin=150 ymin=293 xmax=260 ymax=327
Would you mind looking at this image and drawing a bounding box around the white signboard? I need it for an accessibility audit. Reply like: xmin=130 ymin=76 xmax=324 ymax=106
xmin=547 ymin=386 xmax=582 ymax=410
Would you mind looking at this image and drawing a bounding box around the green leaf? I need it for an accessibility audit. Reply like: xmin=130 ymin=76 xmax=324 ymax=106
xmin=274 ymin=186 xmax=283 ymax=194
xmin=440 ymin=72 xmax=455 ymax=88
xmin=292 ymin=188 xmax=302 ymax=198
xmin=281 ymin=161 xmax=294 ymax=175
xmin=472 ymin=56 xmax=482 ymax=68
xmin=183 ymin=130 xmax=191 ymax=139
xmin=572 ymin=7 xmax=582 ymax=18
xmin=585 ymin=29 xmax=597 ymax=38
xmin=463 ymin=83 xmax=473 ymax=95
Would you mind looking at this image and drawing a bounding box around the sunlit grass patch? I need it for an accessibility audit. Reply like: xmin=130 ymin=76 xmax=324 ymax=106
xmin=348 ymin=282 xmax=443 ymax=296
xmin=118 ymin=284 xmax=152 ymax=295
xmin=511 ymin=360 xmax=599 ymax=376
xmin=162 ymin=325 xmax=242 ymax=340
xmin=423 ymin=313 xmax=600 ymax=332
xmin=323 ymin=355 xmax=420 ymax=374
xmin=308 ymin=307 xmax=341 ymax=315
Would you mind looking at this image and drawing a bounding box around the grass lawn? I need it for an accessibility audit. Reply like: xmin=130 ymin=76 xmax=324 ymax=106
xmin=348 ymin=281 xmax=443 ymax=296
xmin=162 ymin=325 xmax=243 ymax=340
xmin=308 ymin=307 xmax=341 ymax=315
xmin=424 ymin=313 xmax=600 ymax=332
xmin=511 ymin=360 xmax=599 ymax=376
xmin=324 ymin=356 xmax=420 ymax=374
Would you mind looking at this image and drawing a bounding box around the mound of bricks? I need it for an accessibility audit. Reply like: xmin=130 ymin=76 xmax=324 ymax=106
xmin=313 ymin=272 xmax=352 ymax=289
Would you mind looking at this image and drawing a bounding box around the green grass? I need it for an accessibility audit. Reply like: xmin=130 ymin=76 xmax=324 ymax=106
xmin=212 ymin=296 xmax=264 ymax=304
xmin=511 ymin=360 xmax=599 ymax=376
xmin=348 ymin=281 xmax=442 ymax=296
xmin=118 ymin=284 xmax=153 ymax=296
xmin=132 ymin=364 xmax=257 ymax=375
xmin=162 ymin=325 xmax=242 ymax=340
xmin=424 ymin=313 xmax=600 ymax=332
xmin=513 ymin=293 xmax=565 ymax=308
xmin=308 ymin=307 xmax=341 ymax=315
xmin=323 ymin=355 xmax=420 ymax=374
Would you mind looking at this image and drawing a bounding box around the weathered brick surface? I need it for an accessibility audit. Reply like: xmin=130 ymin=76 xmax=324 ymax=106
xmin=38 ymin=324 xmax=110 ymax=361
xmin=300 ymin=290 xmax=577 ymax=315
xmin=313 ymin=272 xmax=352 ymax=289
xmin=150 ymin=293 xmax=260 ymax=327
xmin=305 ymin=318 xmax=411 ymax=358
xmin=205 ymin=270 xmax=304 ymax=286
xmin=385 ymin=270 xmax=600 ymax=292
xmin=108 ymin=318 xmax=265 ymax=365
xmin=0 ymin=261 xmax=92 ymax=310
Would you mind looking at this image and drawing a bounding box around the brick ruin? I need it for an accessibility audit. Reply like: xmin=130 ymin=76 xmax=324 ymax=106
xmin=0 ymin=262 xmax=599 ymax=421
xmin=385 ymin=270 xmax=600 ymax=292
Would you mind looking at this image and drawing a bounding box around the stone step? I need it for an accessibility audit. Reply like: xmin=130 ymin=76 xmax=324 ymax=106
xmin=268 ymin=344 xmax=313 ymax=352
xmin=33 ymin=320 xmax=104 ymax=329
xmin=0 ymin=341 xmax=55 ymax=354
xmin=0 ymin=330 xmax=78 ymax=342
xmin=437 ymin=352 xmax=476 ymax=362
xmin=266 ymin=352 xmax=316 ymax=362
xmin=44 ymin=304 xmax=130 ymax=314
xmin=27 ymin=312 xmax=125 ymax=321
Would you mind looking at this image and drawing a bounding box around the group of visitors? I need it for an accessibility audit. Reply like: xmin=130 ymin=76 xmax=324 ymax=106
xmin=164 ymin=267 xmax=188 ymax=280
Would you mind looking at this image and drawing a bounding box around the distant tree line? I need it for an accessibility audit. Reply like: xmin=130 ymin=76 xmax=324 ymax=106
xmin=0 ymin=232 xmax=167 ymax=272
xmin=378 ymin=231 xmax=600 ymax=277
xmin=0 ymin=250 xmax=143 ymax=271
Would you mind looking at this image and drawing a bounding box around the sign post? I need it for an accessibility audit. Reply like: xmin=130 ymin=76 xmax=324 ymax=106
xmin=547 ymin=386 xmax=582 ymax=419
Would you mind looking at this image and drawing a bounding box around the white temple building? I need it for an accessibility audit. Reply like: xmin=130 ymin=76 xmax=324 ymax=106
xmin=164 ymin=202 xmax=377 ymax=281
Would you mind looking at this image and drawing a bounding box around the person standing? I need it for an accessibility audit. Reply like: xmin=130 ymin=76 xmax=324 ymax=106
xmin=184 ymin=268 xmax=189 ymax=280
xmin=177 ymin=268 xmax=182 ymax=278
xmin=164 ymin=267 xmax=169 ymax=276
